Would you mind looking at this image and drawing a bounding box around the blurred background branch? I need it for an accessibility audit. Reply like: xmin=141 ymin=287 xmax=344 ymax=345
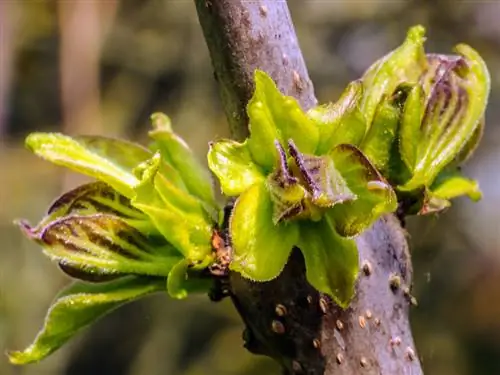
xmin=1 ymin=1 xmax=500 ymax=374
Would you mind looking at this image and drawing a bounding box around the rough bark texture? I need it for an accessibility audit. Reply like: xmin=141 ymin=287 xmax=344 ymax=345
xmin=194 ymin=1 xmax=423 ymax=374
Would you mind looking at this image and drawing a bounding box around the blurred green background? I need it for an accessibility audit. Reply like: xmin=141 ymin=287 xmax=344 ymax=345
xmin=1 ymin=1 xmax=500 ymax=374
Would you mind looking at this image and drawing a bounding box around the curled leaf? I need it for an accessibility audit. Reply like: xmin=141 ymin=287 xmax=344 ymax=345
xmin=207 ymin=139 xmax=264 ymax=196
xmin=132 ymin=154 xmax=213 ymax=262
xmin=149 ymin=113 xmax=216 ymax=207
xmin=26 ymin=214 xmax=181 ymax=280
xmin=288 ymin=140 xmax=356 ymax=208
xmin=402 ymin=46 xmax=490 ymax=189
xmin=8 ymin=276 xmax=164 ymax=365
xmin=230 ymin=181 xmax=299 ymax=281
xmin=267 ymin=141 xmax=308 ymax=223
xmin=361 ymin=25 xmax=427 ymax=127
xmin=247 ymin=70 xmax=319 ymax=170
xmin=309 ymin=80 xmax=367 ymax=154
xmin=328 ymin=145 xmax=397 ymax=237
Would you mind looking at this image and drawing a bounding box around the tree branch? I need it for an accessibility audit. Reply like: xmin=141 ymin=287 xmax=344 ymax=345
xmin=195 ymin=1 xmax=423 ymax=374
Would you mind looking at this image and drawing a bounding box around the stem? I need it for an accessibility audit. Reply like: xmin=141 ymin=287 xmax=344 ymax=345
xmin=195 ymin=1 xmax=423 ymax=374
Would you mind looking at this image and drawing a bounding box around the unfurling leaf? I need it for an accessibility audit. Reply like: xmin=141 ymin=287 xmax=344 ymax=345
xmin=361 ymin=25 xmax=427 ymax=127
xmin=247 ymin=70 xmax=319 ymax=170
xmin=401 ymin=45 xmax=490 ymax=189
xmin=230 ymin=181 xmax=299 ymax=281
xmin=166 ymin=259 xmax=213 ymax=299
xmin=328 ymin=145 xmax=397 ymax=237
xmin=26 ymin=133 xmax=151 ymax=197
xmin=149 ymin=113 xmax=216 ymax=207
xmin=288 ymin=140 xmax=356 ymax=208
xmin=8 ymin=277 xmax=164 ymax=365
xmin=267 ymin=141 xmax=308 ymax=224
xmin=207 ymin=139 xmax=264 ymax=196
xmin=360 ymin=93 xmax=401 ymax=174
xmin=132 ymin=154 xmax=213 ymax=262
xmin=24 ymin=213 xmax=181 ymax=280
xmin=298 ymin=217 xmax=358 ymax=307
xmin=430 ymin=168 xmax=481 ymax=202
xmin=309 ymin=80 xmax=367 ymax=154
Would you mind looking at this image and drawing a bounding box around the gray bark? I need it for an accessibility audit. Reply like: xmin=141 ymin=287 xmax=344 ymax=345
xmin=194 ymin=1 xmax=423 ymax=374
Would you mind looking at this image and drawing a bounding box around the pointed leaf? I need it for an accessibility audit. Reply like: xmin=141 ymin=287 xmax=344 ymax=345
xmin=361 ymin=25 xmax=427 ymax=127
xmin=430 ymin=168 xmax=482 ymax=201
xmin=230 ymin=181 xmax=298 ymax=281
xmin=26 ymin=133 xmax=152 ymax=197
xmin=299 ymin=216 xmax=358 ymax=307
xmin=30 ymin=214 xmax=181 ymax=279
xmin=328 ymin=145 xmax=397 ymax=237
xmin=207 ymin=139 xmax=264 ymax=196
xmin=309 ymin=80 xmax=367 ymax=154
xmin=247 ymin=70 xmax=319 ymax=170
xmin=149 ymin=113 xmax=216 ymax=207
xmin=8 ymin=276 xmax=164 ymax=365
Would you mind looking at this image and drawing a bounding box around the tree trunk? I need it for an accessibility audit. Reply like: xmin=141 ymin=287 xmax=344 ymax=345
xmin=194 ymin=1 xmax=423 ymax=374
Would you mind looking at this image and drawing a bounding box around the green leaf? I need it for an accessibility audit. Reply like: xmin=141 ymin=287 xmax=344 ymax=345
xmin=361 ymin=25 xmax=427 ymax=127
xmin=28 ymin=182 xmax=150 ymax=235
xmin=26 ymin=133 xmax=152 ymax=198
xmin=247 ymin=70 xmax=319 ymax=170
xmin=360 ymin=94 xmax=401 ymax=174
xmin=309 ymin=80 xmax=367 ymax=154
xmin=298 ymin=216 xmax=358 ymax=308
xmin=149 ymin=113 xmax=216 ymax=207
xmin=454 ymin=117 xmax=484 ymax=166
xmin=166 ymin=259 xmax=213 ymax=299
xmin=8 ymin=276 xmax=164 ymax=365
xmin=328 ymin=145 xmax=397 ymax=237
xmin=207 ymin=139 xmax=264 ymax=196
xmin=402 ymin=46 xmax=490 ymax=189
xmin=430 ymin=168 xmax=482 ymax=201
xmin=399 ymin=84 xmax=423 ymax=171
xmin=132 ymin=154 xmax=213 ymax=262
xmin=26 ymin=213 xmax=182 ymax=280
xmin=230 ymin=181 xmax=299 ymax=281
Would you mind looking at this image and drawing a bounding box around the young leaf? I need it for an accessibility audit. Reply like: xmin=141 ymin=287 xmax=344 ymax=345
xmin=430 ymin=168 xmax=481 ymax=202
xmin=298 ymin=216 xmax=358 ymax=308
xmin=309 ymin=80 xmax=367 ymax=154
xmin=402 ymin=47 xmax=490 ymax=189
xmin=166 ymin=259 xmax=213 ymax=299
xmin=230 ymin=181 xmax=299 ymax=281
xmin=399 ymin=84 xmax=423 ymax=171
xmin=26 ymin=133 xmax=152 ymax=197
xmin=288 ymin=140 xmax=356 ymax=208
xmin=267 ymin=141 xmax=308 ymax=223
xmin=328 ymin=145 xmax=397 ymax=237
xmin=25 ymin=213 xmax=182 ymax=280
xmin=8 ymin=276 xmax=164 ymax=365
xmin=132 ymin=155 xmax=213 ymax=262
xmin=149 ymin=113 xmax=216 ymax=207
xmin=247 ymin=70 xmax=319 ymax=170
xmin=207 ymin=139 xmax=264 ymax=196
xmin=361 ymin=25 xmax=427 ymax=127
xmin=360 ymin=94 xmax=401 ymax=174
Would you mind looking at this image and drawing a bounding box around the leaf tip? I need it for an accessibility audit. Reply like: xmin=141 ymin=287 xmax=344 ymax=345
xmin=150 ymin=112 xmax=172 ymax=133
